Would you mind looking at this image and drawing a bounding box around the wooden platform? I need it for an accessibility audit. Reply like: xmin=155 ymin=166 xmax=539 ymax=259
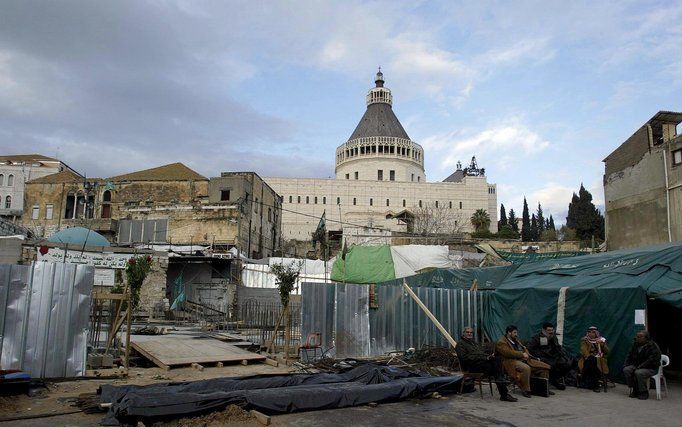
xmin=130 ymin=334 xmax=266 ymax=370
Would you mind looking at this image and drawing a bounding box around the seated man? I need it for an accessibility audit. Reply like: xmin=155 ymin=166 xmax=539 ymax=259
xmin=623 ymin=330 xmax=661 ymax=400
xmin=496 ymin=325 xmax=551 ymax=398
xmin=528 ymin=322 xmax=571 ymax=390
xmin=455 ymin=326 xmax=518 ymax=402
xmin=578 ymin=326 xmax=609 ymax=392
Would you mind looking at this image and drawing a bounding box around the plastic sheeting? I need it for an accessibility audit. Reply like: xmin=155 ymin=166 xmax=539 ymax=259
xmin=99 ymin=363 xmax=463 ymax=426
xmin=390 ymin=245 xmax=460 ymax=278
xmin=0 ymin=261 xmax=94 ymax=378
xmin=241 ymin=258 xmax=331 ymax=294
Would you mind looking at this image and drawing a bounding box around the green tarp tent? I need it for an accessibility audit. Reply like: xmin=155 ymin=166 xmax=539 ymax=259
xmin=379 ymin=264 xmax=519 ymax=290
xmin=331 ymin=245 xmax=395 ymax=284
xmin=485 ymin=242 xmax=682 ymax=380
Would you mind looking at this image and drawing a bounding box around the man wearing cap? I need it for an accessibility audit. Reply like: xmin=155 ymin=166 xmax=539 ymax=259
xmin=528 ymin=322 xmax=571 ymax=390
xmin=623 ymin=330 xmax=661 ymax=400
xmin=496 ymin=325 xmax=551 ymax=398
xmin=456 ymin=327 xmax=518 ymax=402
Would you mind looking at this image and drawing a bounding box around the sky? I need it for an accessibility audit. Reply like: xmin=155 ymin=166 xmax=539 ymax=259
xmin=1 ymin=0 xmax=681 ymax=224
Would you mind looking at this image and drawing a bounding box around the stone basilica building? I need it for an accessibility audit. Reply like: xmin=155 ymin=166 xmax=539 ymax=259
xmin=265 ymin=71 xmax=497 ymax=242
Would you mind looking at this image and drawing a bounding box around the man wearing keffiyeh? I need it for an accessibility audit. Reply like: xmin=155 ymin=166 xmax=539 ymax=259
xmin=579 ymin=326 xmax=609 ymax=392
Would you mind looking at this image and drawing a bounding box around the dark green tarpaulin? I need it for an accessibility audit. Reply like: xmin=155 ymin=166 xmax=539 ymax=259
xmin=379 ymin=264 xmax=519 ymax=290
xmin=330 ymin=245 xmax=395 ymax=284
xmin=495 ymin=250 xmax=587 ymax=264
xmin=485 ymin=243 xmax=682 ymax=381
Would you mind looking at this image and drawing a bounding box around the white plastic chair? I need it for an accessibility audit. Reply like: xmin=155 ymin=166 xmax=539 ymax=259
xmin=652 ymin=355 xmax=670 ymax=400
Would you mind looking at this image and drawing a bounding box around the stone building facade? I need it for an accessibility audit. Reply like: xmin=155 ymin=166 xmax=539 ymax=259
xmin=22 ymin=163 xmax=282 ymax=257
xmin=603 ymin=111 xmax=682 ymax=250
xmin=0 ymin=154 xmax=78 ymax=218
xmin=265 ymin=71 xmax=497 ymax=241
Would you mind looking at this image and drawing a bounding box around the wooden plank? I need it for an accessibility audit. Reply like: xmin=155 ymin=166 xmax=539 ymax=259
xmin=250 ymin=410 xmax=271 ymax=426
xmin=402 ymin=279 xmax=458 ymax=348
xmin=130 ymin=335 xmax=266 ymax=368
xmin=263 ymin=358 xmax=279 ymax=367
xmin=130 ymin=341 xmax=171 ymax=370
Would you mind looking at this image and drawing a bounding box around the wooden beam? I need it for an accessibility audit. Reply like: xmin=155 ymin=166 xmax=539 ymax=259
xmin=250 ymin=410 xmax=271 ymax=426
xmin=402 ymin=279 xmax=457 ymax=348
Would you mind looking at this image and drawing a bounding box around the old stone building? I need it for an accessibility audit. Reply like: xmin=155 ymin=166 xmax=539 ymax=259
xmin=603 ymin=111 xmax=682 ymax=250
xmin=22 ymin=163 xmax=282 ymax=257
xmin=265 ymin=71 xmax=497 ymax=242
xmin=0 ymin=154 xmax=78 ymax=218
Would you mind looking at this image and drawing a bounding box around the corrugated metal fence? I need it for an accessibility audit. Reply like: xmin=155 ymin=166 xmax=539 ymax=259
xmin=0 ymin=262 xmax=94 ymax=377
xmin=302 ymin=282 xmax=489 ymax=358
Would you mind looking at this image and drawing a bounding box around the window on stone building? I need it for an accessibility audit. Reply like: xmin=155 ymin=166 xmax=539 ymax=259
xmin=345 ymin=173 xmax=349 ymax=180
xmin=449 ymin=201 xmax=452 ymax=209
xmin=419 ymin=200 xmax=422 ymax=208
xmin=4 ymin=196 xmax=10 ymax=209
xmin=268 ymin=208 xmax=272 ymax=222
xmin=289 ymin=195 xmax=292 ymax=203
xmin=403 ymin=199 xmax=406 ymax=207
xmin=411 ymin=174 xmax=414 ymax=182
xmin=354 ymin=171 xmax=358 ymax=180
xmin=353 ymin=198 xmax=357 ymax=205
xmin=435 ymin=201 xmax=439 ymax=208
xmin=673 ymin=149 xmax=682 ymax=166
xmin=7 ymin=175 xmax=13 ymax=186
xmin=314 ymin=196 xmax=318 ymax=204
xmin=389 ymin=170 xmax=395 ymax=181
xmin=46 ymin=204 xmax=53 ymax=220
xmin=306 ymin=196 xmax=309 ymax=204
xmin=0 ymin=174 xmax=3 ymax=186
xmin=220 ymin=190 xmax=230 ymax=201
xmin=417 ymin=176 xmax=420 ymax=182
xmin=86 ymin=195 xmax=95 ymax=219
xmin=65 ymin=193 xmax=75 ymax=218
xmin=32 ymin=205 xmax=39 ymax=220
xmin=337 ymin=197 xmax=341 ymax=205
xmin=459 ymin=201 xmax=463 ymax=209
xmin=377 ymin=170 xmax=383 ymax=180
xmin=386 ymin=199 xmax=390 ymax=207
xmin=369 ymin=198 xmax=373 ymax=206
xmin=323 ymin=197 xmax=326 ymax=204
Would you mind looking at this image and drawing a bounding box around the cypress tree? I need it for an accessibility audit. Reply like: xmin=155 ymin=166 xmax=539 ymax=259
xmin=521 ymin=198 xmax=531 ymax=241
xmin=499 ymin=204 xmax=508 ymax=229
xmin=508 ymin=209 xmax=519 ymax=232
xmin=530 ymin=213 xmax=539 ymax=241
xmin=548 ymin=215 xmax=555 ymax=231
xmin=566 ymin=184 xmax=605 ymax=241
xmin=536 ymin=203 xmax=545 ymax=236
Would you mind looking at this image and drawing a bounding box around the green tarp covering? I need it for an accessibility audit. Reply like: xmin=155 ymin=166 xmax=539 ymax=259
xmin=379 ymin=264 xmax=519 ymax=290
xmin=494 ymin=250 xmax=587 ymax=264
xmin=485 ymin=243 xmax=682 ymax=381
xmin=331 ymin=245 xmax=395 ymax=284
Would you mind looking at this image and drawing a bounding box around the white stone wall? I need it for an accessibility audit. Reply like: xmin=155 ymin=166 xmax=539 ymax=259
xmin=335 ymin=157 xmax=426 ymax=183
xmin=265 ymin=176 xmax=497 ymax=240
xmin=0 ymin=163 xmax=62 ymax=216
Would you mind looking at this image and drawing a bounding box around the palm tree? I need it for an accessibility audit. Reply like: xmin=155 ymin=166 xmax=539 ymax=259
xmin=470 ymin=209 xmax=491 ymax=232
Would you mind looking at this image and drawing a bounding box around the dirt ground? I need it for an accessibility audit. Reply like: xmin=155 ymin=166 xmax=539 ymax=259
xmin=0 ymin=362 xmax=290 ymax=426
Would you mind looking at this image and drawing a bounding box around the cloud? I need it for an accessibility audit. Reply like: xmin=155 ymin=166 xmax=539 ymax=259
xmin=422 ymin=118 xmax=550 ymax=175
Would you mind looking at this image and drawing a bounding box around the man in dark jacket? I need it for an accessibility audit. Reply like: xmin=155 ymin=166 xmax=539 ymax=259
xmin=528 ymin=322 xmax=571 ymax=390
xmin=456 ymin=327 xmax=517 ymax=402
xmin=623 ymin=330 xmax=661 ymax=400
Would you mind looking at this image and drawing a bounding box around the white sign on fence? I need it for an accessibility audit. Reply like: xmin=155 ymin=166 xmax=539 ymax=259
xmin=38 ymin=248 xmax=133 ymax=269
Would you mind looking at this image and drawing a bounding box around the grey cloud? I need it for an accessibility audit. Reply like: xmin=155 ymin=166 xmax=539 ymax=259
xmin=0 ymin=0 xmax=299 ymax=179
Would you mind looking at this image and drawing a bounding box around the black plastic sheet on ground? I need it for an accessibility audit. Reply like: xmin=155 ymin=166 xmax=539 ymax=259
xmin=99 ymin=363 xmax=463 ymax=426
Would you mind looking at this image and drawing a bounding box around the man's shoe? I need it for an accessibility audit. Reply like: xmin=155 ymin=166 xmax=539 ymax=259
xmin=629 ymin=389 xmax=638 ymax=398
xmin=548 ymin=390 xmax=555 ymax=395
xmin=500 ymin=394 xmax=518 ymax=402
xmin=637 ymin=392 xmax=649 ymax=400
xmin=554 ymin=382 xmax=566 ymax=391
xmin=521 ymin=391 xmax=532 ymax=398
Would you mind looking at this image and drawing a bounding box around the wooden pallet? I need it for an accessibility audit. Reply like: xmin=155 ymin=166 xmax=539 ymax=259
xmin=130 ymin=334 xmax=266 ymax=370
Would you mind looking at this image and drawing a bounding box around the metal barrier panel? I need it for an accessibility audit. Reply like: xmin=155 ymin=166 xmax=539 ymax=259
xmin=301 ymin=282 xmax=488 ymax=358
xmin=0 ymin=262 xmax=94 ymax=378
